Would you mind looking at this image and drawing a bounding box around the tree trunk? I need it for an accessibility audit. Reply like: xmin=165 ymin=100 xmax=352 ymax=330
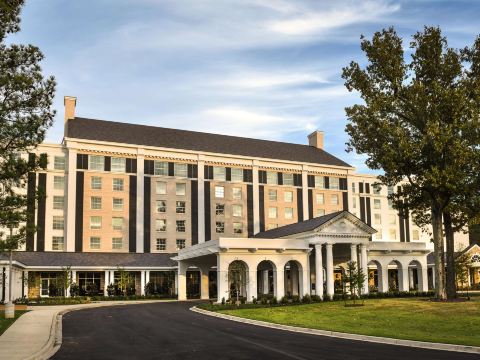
xmin=443 ymin=212 xmax=457 ymax=299
xmin=431 ymin=205 xmax=446 ymax=300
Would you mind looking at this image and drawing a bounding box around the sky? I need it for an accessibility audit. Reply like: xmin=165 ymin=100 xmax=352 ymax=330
xmin=7 ymin=0 xmax=480 ymax=173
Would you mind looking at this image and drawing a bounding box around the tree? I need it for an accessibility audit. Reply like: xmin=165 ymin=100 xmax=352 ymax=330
xmin=58 ymin=266 xmax=72 ymax=297
xmin=227 ymin=261 xmax=248 ymax=305
xmin=341 ymin=261 xmax=366 ymax=306
xmin=454 ymin=248 xmax=473 ymax=298
xmin=115 ymin=267 xmax=134 ymax=296
xmin=342 ymin=27 xmax=480 ymax=300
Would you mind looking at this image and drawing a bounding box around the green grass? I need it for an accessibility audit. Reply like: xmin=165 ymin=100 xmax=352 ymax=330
xmin=217 ymin=298 xmax=480 ymax=347
xmin=0 ymin=310 xmax=27 ymax=336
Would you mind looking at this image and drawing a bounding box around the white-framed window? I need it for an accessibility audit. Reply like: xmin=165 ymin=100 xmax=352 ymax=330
xmin=389 ymin=214 xmax=396 ymax=225
xmin=90 ymin=196 xmax=102 ymax=210
xmin=156 ymin=238 xmax=166 ymax=251
xmin=54 ymin=156 xmax=65 ymax=170
xmin=215 ymin=186 xmax=224 ymax=198
xmin=268 ymin=189 xmax=277 ymax=201
xmin=112 ymin=237 xmax=123 ymax=250
xmin=374 ymin=199 xmax=381 ymax=209
xmin=176 ymin=220 xmax=186 ymax=232
xmin=90 ymin=237 xmax=101 ymax=250
xmin=268 ymin=207 xmax=278 ymax=219
xmin=216 ymin=221 xmax=225 ymax=233
xmin=176 ymin=201 xmax=186 ymax=214
xmin=176 ymin=239 xmax=186 ymax=250
xmin=113 ymin=178 xmax=124 ymax=191
xmin=111 ymin=157 xmax=126 ymax=172
xmin=215 ymin=204 xmax=225 ymax=215
xmin=53 ymin=176 xmax=65 ymax=190
xmin=232 ymin=204 xmax=242 ymax=217
xmin=388 ymin=186 xmax=394 ymax=195
xmin=284 ymin=191 xmax=293 ymax=203
xmin=233 ymin=222 xmax=243 ymax=234
xmin=283 ymin=173 xmax=294 ymax=186
xmin=156 ymin=219 xmax=167 ymax=232
xmin=316 ymin=193 xmax=324 ymax=205
xmin=52 ymin=236 xmax=64 ymax=251
xmin=156 ymin=200 xmax=167 ymax=213
xmin=53 ymin=196 xmax=64 ymax=210
xmin=412 ymin=229 xmax=420 ymax=241
xmin=89 ymin=155 xmax=105 ymax=171
xmin=352 ymin=197 xmax=357 ymax=209
xmin=374 ymin=214 xmax=382 ymax=225
xmin=174 ymin=163 xmax=188 ymax=177
xmin=112 ymin=217 xmax=123 ymax=230
xmin=231 ymin=168 xmax=243 ymax=182
xmin=154 ymin=161 xmax=168 ymax=176
xmin=232 ymin=188 xmax=242 ymax=200
xmin=52 ymin=216 xmax=64 ymax=230
xmin=156 ymin=181 xmax=167 ymax=195
xmin=91 ymin=176 xmax=102 ymax=190
xmin=176 ymin=183 xmax=186 ymax=196
xmin=331 ymin=194 xmax=339 ymax=205
xmin=112 ymin=198 xmax=124 ymax=211
xmin=213 ymin=166 xmax=226 ymax=181
xmin=352 ymin=182 xmax=356 ymax=193
xmin=373 ymin=184 xmax=381 ymax=195
xmin=267 ymin=224 xmax=278 ymax=230
xmin=388 ymin=199 xmax=394 ymax=210
xmin=90 ymin=216 xmax=102 ymax=230
xmin=330 ymin=177 xmax=339 ymax=190
xmin=285 ymin=207 xmax=294 ymax=220
xmin=314 ymin=176 xmax=324 ymax=189
xmin=266 ymin=171 xmax=278 ymax=185
xmin=389 ymin=229 xmax=397 ymax=240
xmin=316 ymin=209 xmax=325 ymax=217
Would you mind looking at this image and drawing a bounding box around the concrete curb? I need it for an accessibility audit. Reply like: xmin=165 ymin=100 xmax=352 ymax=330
xmin=190 ymin=306 xmax=480 ymax=355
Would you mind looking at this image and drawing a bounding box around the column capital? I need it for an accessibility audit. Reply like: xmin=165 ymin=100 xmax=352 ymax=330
xmin=314 ymin=243 xmax=323 ymax=250
xmin=325 ymin=242 xmax=333 ymax=248
xmin=350 ymin=243 xmax=358 ymax=249
xmin=359 ymin=244 xmax=368 ymax=251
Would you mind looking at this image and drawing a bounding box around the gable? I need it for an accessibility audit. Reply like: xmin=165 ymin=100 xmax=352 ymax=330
xmin=315 ymin=212 xmax=376 ymax=237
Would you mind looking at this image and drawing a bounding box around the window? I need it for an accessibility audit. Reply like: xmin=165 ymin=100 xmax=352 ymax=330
xmin=90 ymin=237 xmax=101 ymax=250
xmin=216 ymin=222 xmax=225 ymax=233
xmin=53 ymin=176 xmax=65 ymax=190
xmin=90 ymin=216 xmax=102 ymax=230
xmin=267 ymin=224 xmax=278 ymax=230
xmin=231 ymin=168 xmax=243 ymax=182
xmin=284 ymin=191 xmax=293 ymax=203
xmin=232 ymin=204 xmax=242 ymax=217
xmin=352 ymin=182 xmax=356 ymax=193
xmin=233 ymin=222 xmax=243 ymax=234
xmin=176 ymin=220 xmax=186 ymax=232
xmin=268 ymin=207 xmax=278 ymax=219
xmin=113 ymin=178 xmax=124 ymax=191
xmin=352 ymin=197 xmax=356 ymax=209
xmin=316 ymin=193 xmax=324 ymax=205
xmin=215 ymin=186 xmax=224 ymax=198
xmin=388 ymin=186 xmax=394 ymax=195
xmin=156 ymin=219 xmax=167 ymax=232
xmin=54 ymin=156 xmax=65 ymax=170
xmin=156 ymin=238 xmax=166 ymax=251
xmin=330 ymin=177 xmax=339 ymax=190
xmin=375 ymin=229 xmax=382 ymax=240
xmin=112 ymin=217 xmax=123 ymax=230
xmin=176 ymin=201 xmax=186 ymax=214
xmin=52 ymin=236 xmax=64 ymax=251
xmin=331 ymin=194 xmax=339 ymax=205
xmin=91 ymin=176 xmax=102 ymax=190
xmin=154 ymin=161 xmax=168 ymax=176
xmin=215 ymin=204 xmax=225 ymax=216
xmin=283 ymin=173 xmax=294 ymax=186
xmin=176 ymin=183 xmax=186 ymax=196
xmin=266 ymin=171 xmax=278 ymax=185
xmin=374 ymin=214 xmax=382 ymax=225
xmin=90 ymin=196 xmax=102 ymax=210
xmin=373 ymin=184 xmax=381 ymax=195
xmin=232 ymin=187 xmax=242 ymax=200
xmin=285 ymin=207 xmax=294 ymax=219
xmin=374 ymin=199 xmax=381 ymax=209
xmin=112 ymin=237 xmax=123 ymax=250
xmin=156 ymin=181 xmax=167 ymax=195
xmin=53 ymin=196 xmax=64 ymax=210
xmin=110 ymin=157 xmax=126 ymax=172
xmin=268 ymin=189 xmax=277 ymax=201
xmin=112 ymin=198 xmax=124 ymax=211
xmin=156 ymin=200 xmax=167 ymax=213
xmin=53 ymin=216 xmax=64 ymax=230
xmin=213 ymin=166 xmax=226 ymax=181
xmin=89 ymin=155 xmax=104 ymax=171
xmin=412 ymin=229 xmax=420 ymax=241
xmin=174 ymin=163 xmax=188 ymax=177
xmin=389 ymin=229 xmax=397 ymax=240
xmin=316 ymin=209 xmax=325 ymax=217
xmin=314 ymin=176 xmax=324 ymax=189
xmin=176 ymin=239 xmax=186 ymax=250
xmin=389 ymin=214 xmax=396 ymax=225
xmin=388 ymin=199 xmax=394 ymax=210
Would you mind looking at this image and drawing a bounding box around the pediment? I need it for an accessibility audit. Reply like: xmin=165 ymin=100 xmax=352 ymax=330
xmin=314 ymin=212 xmax=376 ymax=237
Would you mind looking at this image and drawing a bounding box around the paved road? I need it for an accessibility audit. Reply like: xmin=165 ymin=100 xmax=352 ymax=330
xmin=52 ymin=302 xmax=477 ymax=360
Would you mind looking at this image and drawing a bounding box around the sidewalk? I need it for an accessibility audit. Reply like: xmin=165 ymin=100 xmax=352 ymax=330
xmin=0 ymin=300 xmax=173 ymax=360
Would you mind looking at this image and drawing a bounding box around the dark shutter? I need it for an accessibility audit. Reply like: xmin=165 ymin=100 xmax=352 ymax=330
xmin=144 ymin=177 xmax=151 ymax=253
xmin=259 ymin=170 xmax=267 ymax=184
xmin=297 ymin=188 xmax=303 ymax=222
xmin=126 ymin=158 xmax=137 ymax=174
xmin=308 ymin=190 xmax=313 ymax=219
xmin=259 ymin=185 xmax=265 ymax=232
xmin=365 ymin=183 xmax=370 ymax=194
xmin=293 ymin=173 xmax=302 ymax=187
xmin=360 ymin=197 xmax=366 ymax=222
xmin=129 ymin=175 xmax=137 ymax=252
xmin=247 ymin=184 xmax=254 ymax=236
xmin=342 ymin=192 xmax=348 ymax=211
xmin=366 ymin=197 xmax=371 ymax=226
xmin=168 ymin=162 xmax=175 ymax=176
xmin=204 ymin=166 xmax=213 ymax=180
xmin=243 ymin=169 xmax=253 ymax=183
xmin=226 ymin=167 xmax=232 ymax=181
xmin=76 ymin=154 xmax=88 ymax=170
xmin=26 ymin=170 xmax=36 ymax=251
xmin=405 ymin=207 xmax=410 ymax=242
xmin=144 ymin=160 xmax=154 ymax=175
xmin=307 ymin=175 xmax=315 ymax=188
xmin=324 ymin=176 xmax=330 ymax=189
xmin=359 ymin=182 xmax=364 ymax=193
xmin=187 ymin=164 xmax=198 ymax=178
xmin=191 ymin=180 xmax=198 ymax=245
xmin=204 ymin=181 xmax=211 ymax=240
xmin=339 ymin=178 xmax=347 ymax=190
xmin=104 ymin=156 xmax=111 ymax=171
xmin=36 ymin=173 xmax=47 ymax=252
xmin=277 ymin=172 xmax=283 ymax=185
xmin=75 ymin=172 xmax=84 ymax=252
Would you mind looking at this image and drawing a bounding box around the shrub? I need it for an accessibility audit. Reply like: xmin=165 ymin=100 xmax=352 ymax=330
xmin=221 ymin=297 xmax=225 ymax=305
xmin=271 ymin=297 xmax=278 ymax=305
xmin=311 ymin=295 xmax=321 ymax=302
xmin=302 ymin=294 xmax=312 ymax=303
xmin=145 ymin=281 xmax=155 ymax=296
xmin=291 ymin=295 xmax=300 ymax=303
xmin=260 ymin=296 xmax=268 ymax=305
xmin=69 ymin=283 xmax=80 ymax=297
xmin=252 ymin=297 xmax=257 ymax=304
xmin=280 ymin=296 xmax=289 ymax=305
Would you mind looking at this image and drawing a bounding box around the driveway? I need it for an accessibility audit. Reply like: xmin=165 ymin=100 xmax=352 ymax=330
xmin=52 ymin=301 xmax=477 ymax=360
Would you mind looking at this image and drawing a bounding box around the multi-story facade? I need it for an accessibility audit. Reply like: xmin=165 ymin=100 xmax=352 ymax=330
xmin=0 ymin=96 xmax=471 ymax=302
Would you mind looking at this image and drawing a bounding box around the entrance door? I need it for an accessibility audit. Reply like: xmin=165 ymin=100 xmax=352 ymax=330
xmin=40 ymin=279 xmax=49 ymax=297
xmin=208 ymin=271 xmax=217 ymax=299
xmin=186 ymin=271 xmax=200 ymax=299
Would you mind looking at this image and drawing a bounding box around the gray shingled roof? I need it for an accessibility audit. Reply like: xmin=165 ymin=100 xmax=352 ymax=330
xmin=0 ymin=252 xmax=177 ymax=268
xmin=66 ymin=117 xmax=351 ymax=167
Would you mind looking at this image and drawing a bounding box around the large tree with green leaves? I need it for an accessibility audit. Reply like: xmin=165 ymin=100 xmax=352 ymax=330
xmin=0 ymin=0 xmax=56 ymax=315
xmin=342 ymin=27 xmax=480 ymax=300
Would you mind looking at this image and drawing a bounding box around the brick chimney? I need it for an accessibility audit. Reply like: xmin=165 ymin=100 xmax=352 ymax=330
xmin=64 ymin=96 xmax=77 ymax=137
xmin=308 ymin=130 xmax=324 ymax=150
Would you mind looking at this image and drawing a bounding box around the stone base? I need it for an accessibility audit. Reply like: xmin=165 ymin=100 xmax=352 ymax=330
xmin=4 ymin=302 xmax=14 ymax=319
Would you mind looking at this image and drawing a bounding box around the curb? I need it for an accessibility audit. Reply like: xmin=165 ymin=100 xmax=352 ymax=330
xmin=190 ymin=306 xmax=480 ymax=355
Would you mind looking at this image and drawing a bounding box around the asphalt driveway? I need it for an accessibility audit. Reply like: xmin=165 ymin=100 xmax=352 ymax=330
xmin=52 ymin=301 xmax=478 ymax=360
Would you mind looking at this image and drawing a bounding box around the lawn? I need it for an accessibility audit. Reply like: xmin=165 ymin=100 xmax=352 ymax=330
xmin=217 ymin=297 xmax=480 ymax=347
xmin=0 ymin=311 xmax=27 ymax=336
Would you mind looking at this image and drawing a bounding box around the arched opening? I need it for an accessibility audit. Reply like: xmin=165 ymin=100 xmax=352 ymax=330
xmin=408 ymin=260 xmax=422 ymax=291
xmin=257 ymin=260 xmax=276 ymax=298
xmin=387 ymin=260 xmax=402 ymax=291
xmin=367 ymin=260 xmax=382 ymax=292
xmin=284 ymin=260 xmax=303 ymax=298
xmin=227 ymin=260 xmax=248 ymax=301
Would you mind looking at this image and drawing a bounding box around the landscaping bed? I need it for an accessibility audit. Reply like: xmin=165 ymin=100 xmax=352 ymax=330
xmin=14 ymin=295 xmax=176 ymax=306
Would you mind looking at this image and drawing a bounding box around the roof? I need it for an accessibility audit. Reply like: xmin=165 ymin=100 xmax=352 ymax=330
xmin=426 ymin=244 xmax=479 ymax=265
xmin=66 ymin=117 xmax=351 ymax=167
xmin=0 ymin=252 xmax=177 ymax=268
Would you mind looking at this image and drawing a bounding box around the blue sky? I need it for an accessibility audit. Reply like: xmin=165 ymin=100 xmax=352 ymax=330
xmin=7 ymin=0 xmax=480 ymax=172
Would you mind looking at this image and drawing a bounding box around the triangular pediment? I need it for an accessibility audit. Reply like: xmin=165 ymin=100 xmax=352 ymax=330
xmin=313 ymin=211 xmax=376 ymax=237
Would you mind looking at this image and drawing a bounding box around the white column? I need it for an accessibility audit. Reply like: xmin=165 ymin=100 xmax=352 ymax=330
xmin=65 ymin=146 xmax=77 ymax=252
xmin=252 ymin=163 xmax=260 ymax=234
xmin=4 ymin=267 xmax=10 ymax=302
xmin=275 ymin=267 xmax=284 ymax=300
xmin=379 ymin=263 xmax=389 ymax=292
xmin=262 ymin=270 xmax=269 ymax=294
xmin=23 ymin=271 xmax=29 ymax=299
xmin=399 ymin=266 xmax=409 ymax=291
xmin=200 ymin=267 xmax=210 ymax=300
xmin=360 ymin=244 xmax=369 ymax=294
xmin=198 ymin=158 xmax=205 ymax=243
xmin=350 ymin=244 xmax=358 ymax=264
xmin=66 ymin=270 xmax=74 ymax=297
xmin=136 ymin=152 xmax=144 ymax=253
xmin=140 ymin=270 xmax=146 ymax=296
xmin=291 ymin=266 xmax=299 ymax=296
xmin=145 ymin=270 xmax=150 ymax=285
xmin=420 ymin=265 xmax=428 ymax=292
xmin=247 ymin=270 xmax=258 ymax=302
xmin=104 ymin=270 xmax=109 ymax=296
xmin=315 ymin=244 xmax=324 ymax=299
xmin=301 ymin=168 xmax=309 ymax=220
xmin=110 ymin=270 xmax=115 ymax=287
xmin=325 ymin=243 xmax=334 ymax=299
xmin=217 ymin=255 xmax=229 ymax=303
xmin=178 ymin=262 xmax=188 ymax=301
xmin=302 ymin=266 xmax=310 ymax=296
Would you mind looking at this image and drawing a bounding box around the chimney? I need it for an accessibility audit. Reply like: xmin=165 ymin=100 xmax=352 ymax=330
xmin=308 ymin=130 xmax=324 ymax=150
xmin=64 ymin=96 xmax=77 ymax=137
